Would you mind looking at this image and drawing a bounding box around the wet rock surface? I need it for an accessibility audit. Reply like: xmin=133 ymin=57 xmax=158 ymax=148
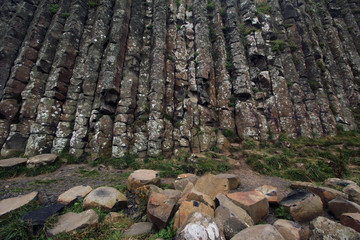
xmin=0 ymin=0 xmax=359 ymax=158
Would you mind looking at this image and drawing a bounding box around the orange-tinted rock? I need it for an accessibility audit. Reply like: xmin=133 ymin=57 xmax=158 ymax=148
xmin=216 ymin=173 xmax=241 ymax=190
xmin=273 ymin=219 xmax=302 ymax=240
xmin=255 ymin=185 xmax=279 ymax=205
xmin=147 ymin=191 xmax=176 ymax=230
xmin=127 ymin=169 xmax=161 ymax=193
xmin=194 ymin=174 xmax=230 ymax=199
xmin=328 ymin=198 xmax=360 ymax=219
xmin=340 ymin=213 xmax=360 ymax=233
xmin=173 ymin=200 xmax=214 ymax=230
xmin=227 ymin=191 xmax=269 ymax=224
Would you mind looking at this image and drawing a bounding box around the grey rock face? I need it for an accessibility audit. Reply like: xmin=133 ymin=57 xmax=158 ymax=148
xmin=0 ymin=0 xmax=359 ymax=157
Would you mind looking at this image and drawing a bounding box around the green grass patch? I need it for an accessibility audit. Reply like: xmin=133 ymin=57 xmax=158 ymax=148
xmin=256 ymin=1 xmax=271 ymax=15
xmin=270 ymin=40 xmax=286 ymax=52
xmin=90 ymin=154 xmax=137 ymax=169
xmin=275 ymin=206 xmax=291 ymax=220
xmin=49 ymin=4 xmax=59 ymax=14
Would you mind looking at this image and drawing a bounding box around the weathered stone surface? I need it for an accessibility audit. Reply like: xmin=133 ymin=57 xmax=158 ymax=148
xmin=273 ymin=219 xmax=302 ymax=240
xmin=231 ymin=224 xmax=285 ymax=240
xmin=173 ymin=200 xmax=215 ymax=230
xmin=344 ymin=184 xmax=360 ymax=205
xmin=309 ymin=216 xmax=360 ymax=240
xmin=227 ymin=191 xmax=269 ymax=224
xmin=0 ymin=157 xmax=27 ymax=167
xmin=195 ymin=174 xmax=230 ymax=199
xmin=47 ymin=209 xmax=99 ymax=236
xmin=215 ymin=205 xmax=248 ymax=239
xmin=215 ymin=193 xmax=254 ymax=227
xmin=27 ymin=154 xmax=58 ymax=168
xmin=174 ymin=175 xmax=199 ymax=191
xmin=328 ymin=198 xmax=360 ymax=219
xmin=341 ymin=213 xmax=360 ymax=233
xmin=147 ymin=191 xmax=176 ymax=230
xmin=23 ymin=204 xmax=65 ymax=233
xmin=58 ymin=185 xmax=92 ymax=205
xmin=83 ymin=187 xmax=127 ymax=210
xmin=127 ymin=169 xmax=161 ymax=193
xmin=216 ymin=173 xmax=241 ymax=190
xmin=281 ymin=190 xmax=323 ymax=222
xmin=178 ymin=187 xmax=215 ymax=209
xmin=291 ymin=181 xmax=348 ymax=206
xmin=0 ymin=191 xmax=40 ymax=217
xmin=124 ymin=222 xmax=154 ymax=237
xmin=325 ymin=178 xmax=357 ymax=189
xmin=104 ymin=212 xmax=125 ymax=224
xmin=176 ymin=212 xmax=225 ymax=240
xmin=255 ymin=185 xmax=279 ymax=205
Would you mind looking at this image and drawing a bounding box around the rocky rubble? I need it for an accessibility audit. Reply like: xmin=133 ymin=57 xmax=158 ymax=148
xmin=0 ymin=0 xmax=359 ymax=158
xmin=2 ymin=170 xmax=360 ymax=239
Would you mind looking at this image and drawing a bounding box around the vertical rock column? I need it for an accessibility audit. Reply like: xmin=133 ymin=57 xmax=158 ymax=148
xmin=88 ymin=0 xmax=131 ymax=159
xmin=147 ymin=0 xmax=168 ymax=157
xmin=25 ymin=0 xmax=88 ymax=156
xmin=67 ymin=0 xmax=114 ymax=158
xmin=112 ymin=0 xmax=145 ymax=158
xmin=0 ymin=0 xmax=38 ymax=98
xmin=131 ymin=0 xmax=153 ymax=158
xmin=0 ymin=0 xmax=52 ymax=155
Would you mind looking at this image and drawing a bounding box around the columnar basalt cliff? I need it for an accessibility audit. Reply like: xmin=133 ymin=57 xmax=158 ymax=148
xmin=0 ymin=0 xmax=359 ymax=158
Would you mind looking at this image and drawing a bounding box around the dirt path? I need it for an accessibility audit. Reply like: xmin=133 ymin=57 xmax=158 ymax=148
xmin=0 ymin=158 xmax=292 ymax=206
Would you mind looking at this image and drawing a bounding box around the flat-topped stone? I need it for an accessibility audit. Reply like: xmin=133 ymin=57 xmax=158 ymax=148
xmin=83 ymin=187 xmax=127 ymax=210
xmin=216 ymin=173 xmax=241 ymax=190
xmin=58 ymin=185 xmax=93 ymax=205
xmin=255 ymin=185 xmax=279 ymax=205
xmin=195 ymin=174 xmax=230 ymax=199
xmin=47 ymin=209 xmax=99 ymax=236
xmin=273 ymin=219 xmax=302 ymax=240
xmin=174 ymin=175 xmax=199 ymax=191
xmin=281 ymin=190 xmax=323 ymax=222
xmin=325 ymin=178 xmax=356 ymax=189
xmin=309 ymin=216 xmax=360 ymax=240
xmin=127 ymin=169 xmax=160 ymax=193
xmin=227 ymin=191 xmax=269 ymax=224
xmin=215 ymin=205 xmax=249 ymax=239
xmin=0 ymin=157 xmax=27 ymax=167
xmin=124 ymin=222 xmax=154 ymax=237
xmin=231 ymin=224 xmax=285 ymax=240
xmin=344 ymin=184 xmax=360 ymax=205
xmin=27 ymin=154 xmax=58 ymax=168
xmin=0 ymin=191 xmax=41 ymax=217
xmin=147 ymin=191 xmax=176 ymax=230
xmin=328 ymin=198 xmax=360 ymax=219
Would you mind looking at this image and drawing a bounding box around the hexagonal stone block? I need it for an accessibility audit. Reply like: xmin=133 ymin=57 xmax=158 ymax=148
xmin=127 ymin=169 xmax=160 ymax=193
xmin=341 ymin=213 xmax=360 ymax=233
xmin=328 ymin=198 xmax=360 ymax=219
xmin=0 ymin=191 xmax=41 ymax=217
xmin=58 ymin=185 xmax=93 ymax=205
xmin=227 ymin=191 xmax=269 ymax=224
xmin=83 ymin=187 xmax=127 ymax=210
xmin=194 ymin=174 xmax=230 ymax=199
xmin=216 ymin=173 xmax=241 ymax=190
xmin=281 ymin=190 xmax=322 ymax=222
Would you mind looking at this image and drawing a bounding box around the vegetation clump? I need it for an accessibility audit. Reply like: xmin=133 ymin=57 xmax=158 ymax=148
xmin=49 ymin=4 xmax=59 ymax=14
xmin=270 ymin=40 xmax=286 ymax=52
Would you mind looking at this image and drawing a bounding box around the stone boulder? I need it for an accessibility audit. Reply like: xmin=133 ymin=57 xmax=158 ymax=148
xmin=344 ymin=184 xmax=360 ymax=205
xmin=178 ymin=186 xmax=215 ymax=209
xmin=215 ymin=193 xmax=254 ymax=226
xmin=104 ymin=212 xmax=125 ymax=224
xmin=215 ymin=205 xmax=249 ymax=239
xmin=273 ymin=219 xmax=303 ymax=240
xmin=23 ymin=204 xmax=65 ymax=234
xmin=0 ymin=157 xmax=27 ymax=168
xmin=227 ymin=191 xmax=269 ymax=224
xmin=147 ymin=191 xmax=176 ymax=230
xmin=195 ymin=174 xmax=230 ymax=199
xmin=216 ymin=173 xmax=241 ymax=190
xmin=291 ymin=181 xmax=348 ymax=206
xmin=124 ymin=222 xmax=155 ymax=237
xmin=0 ymin=191 xmax=41 ymax=217
xmin=280 ymin=190 xmax=323 ymax=222
xmin=174 ymin=175 xmax=199 ymax=191
xmin=325 ymin=178 xmax=356 ymax=189
xmin=27 ymin=154 xmax=58 ymax=168
xmin=328 ymin=198 xmax=360 ymax=219
xmin=175 ymin=212 xmax=225 ymax=240
xmin=255 ymin=185 xmax=279 ymax=205
xmin=163 ymin=189 xmax=182 ymax=202
xmin=58 ymin=185 xmax=93 ymax=205
xmin=341 ymin=213 xmax=360 ymax=233
xmin=309 ymin=216 xmax=360 ymax=240
xmin=127 ymin=169 xmax=161 ymax=193
xmin=83 ymin=187 xmax=127 ymax=210
xmin=173 ymin=200 xmax=215 ymax=230
xmin=47 ymin=209 xmax=99 ymax=236
xmin=231 ymin=224 xmax=285 ymax=240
